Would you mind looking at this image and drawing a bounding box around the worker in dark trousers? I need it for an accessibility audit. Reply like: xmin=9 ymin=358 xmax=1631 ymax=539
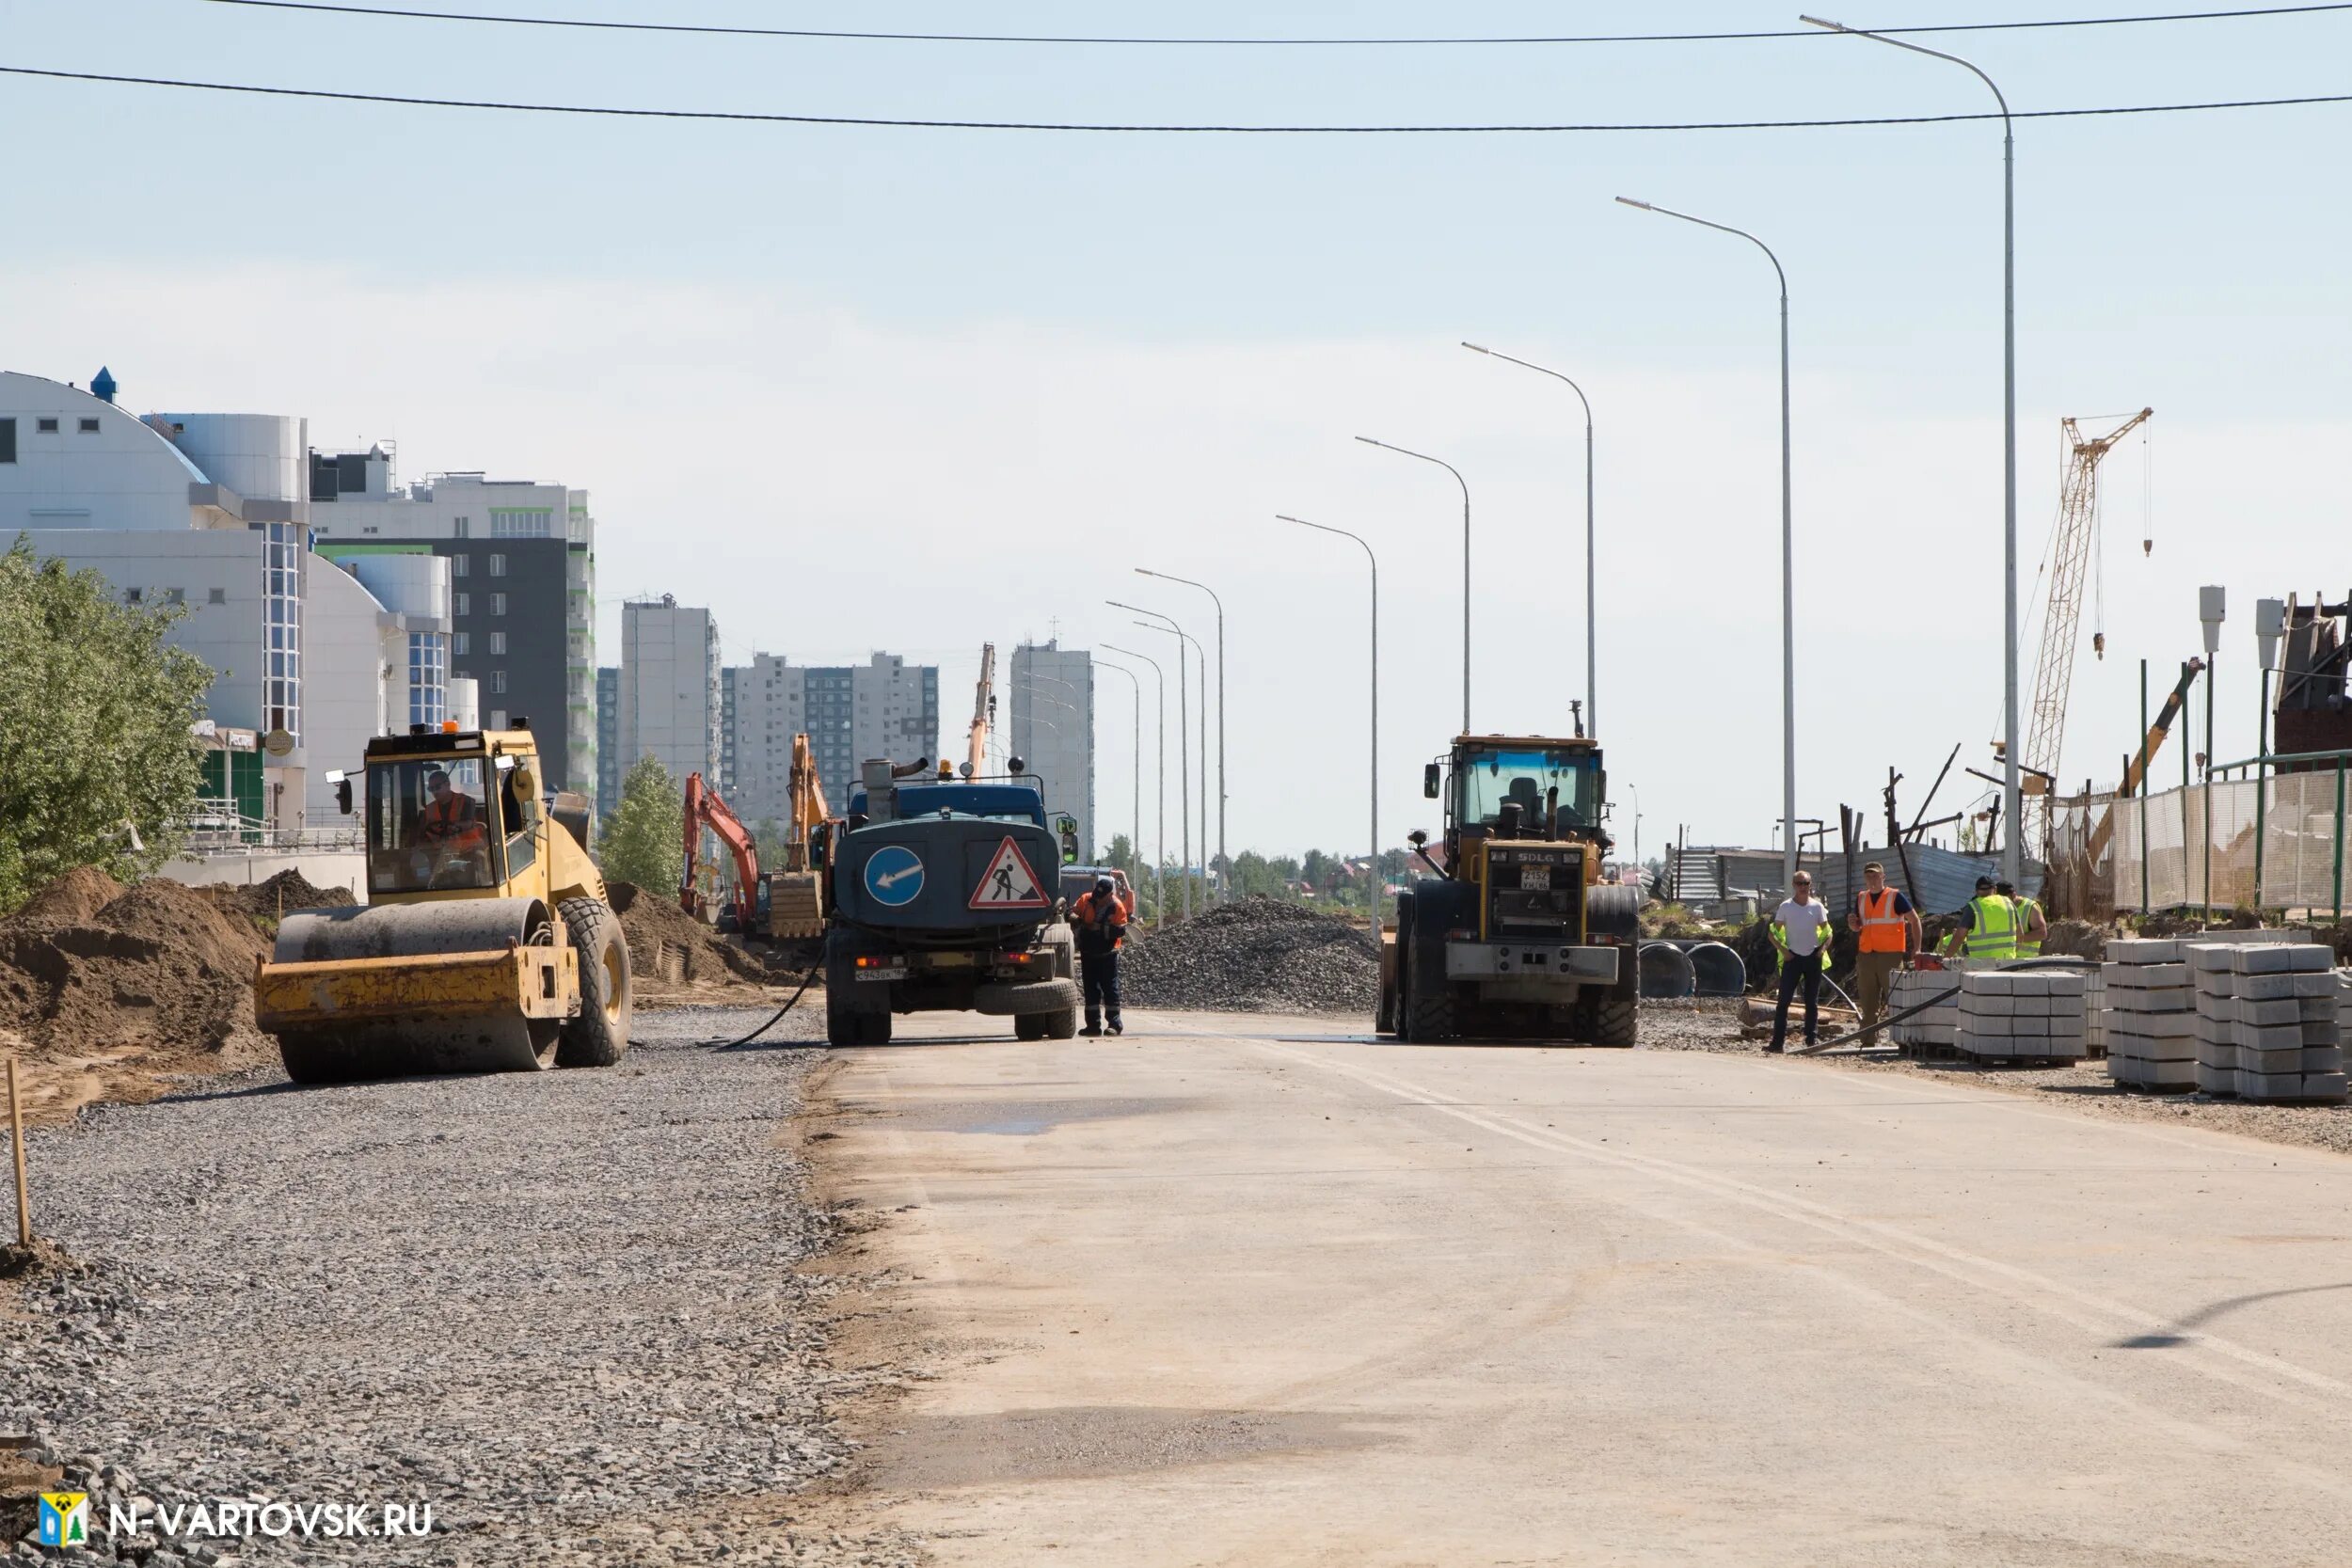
xmin=1769 ymin=870 xmax=1832 ymax=1053
xmin=1072 ymin=874 xmax=1135 ymax=1037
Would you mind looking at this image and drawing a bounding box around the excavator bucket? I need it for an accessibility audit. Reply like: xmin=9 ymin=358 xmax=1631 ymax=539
xmin=254 ymin=897 xmax=575 ymax=1081
xmin=766 ymin=871 xmax=825 ymax=941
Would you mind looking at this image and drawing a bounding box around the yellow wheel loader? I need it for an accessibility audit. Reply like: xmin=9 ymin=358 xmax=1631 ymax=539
xmin=253 ymin=722 xmax=631 ymax=1083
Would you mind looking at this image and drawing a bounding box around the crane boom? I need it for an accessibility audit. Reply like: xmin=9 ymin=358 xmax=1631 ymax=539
xmin=2024 ymin=407 xmax=2153 ymax=847
xmin=967 ymin=641 xmax=995 ymax=779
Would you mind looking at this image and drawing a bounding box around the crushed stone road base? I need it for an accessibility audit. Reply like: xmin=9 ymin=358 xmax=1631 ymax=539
xmin=0 ymin=1005 xmax=915 ymax=1568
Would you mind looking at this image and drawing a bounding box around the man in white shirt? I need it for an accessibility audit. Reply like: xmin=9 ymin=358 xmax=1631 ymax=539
xmin=1769 ymin=870 xmax=1833 ymax=1053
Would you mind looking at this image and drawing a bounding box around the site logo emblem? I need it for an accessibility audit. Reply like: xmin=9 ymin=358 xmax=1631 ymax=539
xmin=38 ymin=1492 xmax=90 ymax=1548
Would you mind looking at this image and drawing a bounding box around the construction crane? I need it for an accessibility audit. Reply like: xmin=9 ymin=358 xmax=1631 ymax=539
xmin=2019 ymin=407 xmax=2153 ymax=848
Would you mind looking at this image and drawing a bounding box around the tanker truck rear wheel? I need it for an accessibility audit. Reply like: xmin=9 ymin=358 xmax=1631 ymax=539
xmin=557 ymin=896 xmax=632 ymax=1068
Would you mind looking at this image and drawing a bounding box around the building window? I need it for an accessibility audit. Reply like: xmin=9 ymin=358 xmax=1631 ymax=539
xmin=124 ymin=587 xmax=143 ymax=604
xmin=78 ymin=418 xmax=99 ymax=434
xmin=491 ymin=593 xmax=507 ymax=616
xmin=0 ymin=420 xmax=14 ymax=463
xmin=492 ymin=671 xmax=507 ymax=695
xmin=491 ymin=508 xmax=553 ymax=538
xmin=36 ymin=418 xmax=58 ymax=434
xmin=162 ymin=588 xmax=184 ymax=606
xmin=362 ymin=527 xmax=378 ymax=535
xmin=489 ymin=631 xmax=506 ymax=656
xmin=488 ymin=553 xmax=507 ymax=578
xmin=451 ymin=555 xmax=469 ymax=578
xmin=453 ymin=516 xmax=470 ymax=538
xmin=207 ymin=587 xmax=226 ymax=605
xmin=454 ymin=631 xmax=469 ymax=656
xmin=454 ymin=592 xmax=469 ymax=617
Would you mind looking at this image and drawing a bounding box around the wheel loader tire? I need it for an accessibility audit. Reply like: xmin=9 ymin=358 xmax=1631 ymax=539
xmin=556 ymin=897 xmax=631 ymax=1068
xmin=1398 ymin=881 xmax=1467 ymax=1044
xmin=1586 ymin=993 xmax=1639 ymax=1048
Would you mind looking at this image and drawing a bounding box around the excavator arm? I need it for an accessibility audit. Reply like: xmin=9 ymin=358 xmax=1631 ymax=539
xmin=681 ymin=771 xmax=762 ymax=925
xmin=785 ymin=733 xmax=831 ymax=871
xmin=2088 ymin=657 xmax=2203 ymax=863
xmin=967 ymin=641 xmax=995 ymax=780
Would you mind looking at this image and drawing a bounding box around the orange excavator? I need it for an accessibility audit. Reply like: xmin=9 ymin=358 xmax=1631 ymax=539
xmin=679 ymin=733 xmax=834 ymax=957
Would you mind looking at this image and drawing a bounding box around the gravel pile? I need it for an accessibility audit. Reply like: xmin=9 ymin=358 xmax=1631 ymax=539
xmin=0 ymin=1006 xmax=917 ymax=1567
xmin=1120 ymin=897 xmax=1379 ymax=1014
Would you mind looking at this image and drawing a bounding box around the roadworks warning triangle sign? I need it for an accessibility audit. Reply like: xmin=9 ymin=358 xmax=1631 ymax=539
xmin=970 ymin=835 xmax=1050 ymax=911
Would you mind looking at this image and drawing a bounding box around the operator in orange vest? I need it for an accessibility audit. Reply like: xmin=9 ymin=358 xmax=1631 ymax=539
xmin=1071 ymin=874 xmax=1136 ymax=1037
xmin=1846 ymin=861 xmax=1922 ymax=1047
xmin=418 ymin=768 xmax=487 ymax=858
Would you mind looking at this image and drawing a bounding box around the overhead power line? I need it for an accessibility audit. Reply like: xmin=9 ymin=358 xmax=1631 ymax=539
xmin=6 ymin=63 xmax=2350 ymax=132
xmin=200 ymin=0 xmax=2352 ymax=46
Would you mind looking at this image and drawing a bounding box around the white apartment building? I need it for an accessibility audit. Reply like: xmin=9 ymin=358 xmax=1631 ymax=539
xmin=0 ymin=369 xmax=449 ymax=831
xmin=310 ymin=449 xmax=599 ymax=810
xmin=1010 ymin=641 xmax=1096 ymax=860
xmin=619 ymin=596 xmax=721 ymax=789
xmin=726 ymin=653 xmax=939 ymax=825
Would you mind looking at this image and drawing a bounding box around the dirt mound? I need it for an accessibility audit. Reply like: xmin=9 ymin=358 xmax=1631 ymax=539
xmin=607 ymin=881 xmax=772 ymax=989
xmin=200 ymin=868 xmax=358 ymax=925
xmin=2041 ymin=918 xmax=2107 ymax=961
xmin=0 ymin=873 xmax=276 ymax=1124
xmin=8 ymin=865 xmax=124 ymax=927
xmin=1120 ymin=896 xmax=1378 ymax=1014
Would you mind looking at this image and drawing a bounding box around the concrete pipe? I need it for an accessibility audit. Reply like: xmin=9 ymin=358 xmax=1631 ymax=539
xmin=1637 ymin=941 xmax=1696 ymax=1000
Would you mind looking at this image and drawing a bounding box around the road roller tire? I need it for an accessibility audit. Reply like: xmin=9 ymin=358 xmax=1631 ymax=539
xmin=557 ymin=896 xmax=631 ymax=1068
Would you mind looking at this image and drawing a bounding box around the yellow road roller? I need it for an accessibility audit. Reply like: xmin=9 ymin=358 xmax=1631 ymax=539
xmin=253 ymin=723 xmax=631 ymax=1083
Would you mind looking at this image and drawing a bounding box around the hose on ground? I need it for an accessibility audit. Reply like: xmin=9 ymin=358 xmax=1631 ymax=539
xmin=708 ymin=959 xmax=823 ymax=1050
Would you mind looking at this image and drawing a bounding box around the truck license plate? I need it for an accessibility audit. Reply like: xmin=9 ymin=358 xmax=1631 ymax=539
xmin=1521 ymin=866 xmax=1551 ymax=890
xmin=857 ymin=967 xmax=908 ymax=983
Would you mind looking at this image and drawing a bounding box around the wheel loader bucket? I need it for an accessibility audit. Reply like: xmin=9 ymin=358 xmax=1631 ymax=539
xmin=254 ymin=897 xmax=576 ymax=1080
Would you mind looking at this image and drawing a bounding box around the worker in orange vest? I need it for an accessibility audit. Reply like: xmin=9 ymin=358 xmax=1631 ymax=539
xmin=1846 ymin=861 xmax=1922 ymax=1047
xmin=1071 ymin=874 xmax=1136 ymax=1037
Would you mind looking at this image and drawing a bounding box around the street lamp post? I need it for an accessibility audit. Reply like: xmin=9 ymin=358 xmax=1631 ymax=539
xmin=1137 ymin=567 xmax=1227 ymax=903
xmin=1132 ymin=616 xmax=1207 ymax=916
xmin=1100 ymin=642 xmax=1165 ymax=927
xmin=1463 ymin=342 xmax=1597 ymax=736
xmin=1108 ymin=601 xmax=1195 ymax=919
xmin=1803 ymin=13 xmax=2018 ymax=884
xmin=1095 ymin=657 xmax=1145 ymax=909
xmin=1358 ymin=436 xmax=1471 ymax=734
xmin=1616 ymin=196 xmax=1798 ymax=895
xmin=1279 ymin=514 xmax=1380 ymax=947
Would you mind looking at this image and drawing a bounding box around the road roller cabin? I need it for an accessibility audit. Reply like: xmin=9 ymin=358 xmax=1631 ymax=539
xmin=252 ymin=723 xmax=632 ymax=1082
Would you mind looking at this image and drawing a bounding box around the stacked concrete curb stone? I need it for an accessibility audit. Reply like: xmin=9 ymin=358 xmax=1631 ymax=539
xmin=1887 ymin=964 xmax=1963 ymax=1054
xmin=2105 ymin=938 xmax=2196 ymax=1090
xmin=2187 ymin=941 xmax=2345 ymax=1101
xmin=1958 ymin=970 xmax=2088 ymax=1064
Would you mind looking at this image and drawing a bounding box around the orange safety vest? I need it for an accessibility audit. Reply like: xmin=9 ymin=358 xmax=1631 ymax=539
xmin=1072 ymin=891 xmax=1132 ymax=951
xmin=422 ymin=793 xmax=485 ymax=847
xmin=1856 ymin=887 xmax=1909 ymax=954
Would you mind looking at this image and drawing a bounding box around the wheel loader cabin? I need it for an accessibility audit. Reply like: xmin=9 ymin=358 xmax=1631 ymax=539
xmin=360 ymin=728 xmax=545 ymax=899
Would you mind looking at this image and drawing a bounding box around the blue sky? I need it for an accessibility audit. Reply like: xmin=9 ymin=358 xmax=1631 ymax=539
xmin=4 ymin=1 xmax=2346 ymax=864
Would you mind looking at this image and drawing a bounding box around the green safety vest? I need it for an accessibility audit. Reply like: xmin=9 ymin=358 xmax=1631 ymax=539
xmin=2013 ymin=896 xmax=2043 ymax=958
xmin=1963 ymin=895 xmax=2016 ymax=958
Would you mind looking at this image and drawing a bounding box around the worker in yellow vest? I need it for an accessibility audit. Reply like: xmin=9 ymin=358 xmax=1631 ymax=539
xmin=1944 ymin=875 xmax=2017 ymax=960
xmin=1847 ymin=861 xmax=1922 ymax=1046
xmin=1999 ymin=879 xmax=2047 ymax=958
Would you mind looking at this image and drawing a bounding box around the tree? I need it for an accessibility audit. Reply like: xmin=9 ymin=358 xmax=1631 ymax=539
xmin=600 ymin=753 xmax=683 ymax=893
xmin=0 ymin=540 xmax=215 ymax=914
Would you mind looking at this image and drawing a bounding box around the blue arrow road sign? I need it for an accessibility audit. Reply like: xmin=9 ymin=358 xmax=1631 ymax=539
xmin=863 ymin=845 xmax=924 ymax=908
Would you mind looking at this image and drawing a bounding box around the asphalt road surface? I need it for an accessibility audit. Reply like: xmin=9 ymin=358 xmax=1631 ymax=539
xmin=818 ymin=1006 xmax=2352 ymax=1568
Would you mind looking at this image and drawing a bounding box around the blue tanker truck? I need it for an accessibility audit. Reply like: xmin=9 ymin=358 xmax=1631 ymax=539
xmin=818 ymin=757 xmax=1082 ymax=1045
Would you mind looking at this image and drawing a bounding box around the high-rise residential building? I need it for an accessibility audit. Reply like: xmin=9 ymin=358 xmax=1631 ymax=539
xmin=726 ymin=653 xmax=939 ymax=824
xmin=719 ymin=665 xmax=740 ymax=794
xmin=1010 ymin=641 xmax=1095 ymax=860
xmin=618 ymin=596 xmax=721 ymax=789
xmin=0 ymin=369 xmax=449 ymax=831
xmin=595 ymin=666 xmax=620 ymax=816
xmin=309 ymin=448 xmax=599 ymax=813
